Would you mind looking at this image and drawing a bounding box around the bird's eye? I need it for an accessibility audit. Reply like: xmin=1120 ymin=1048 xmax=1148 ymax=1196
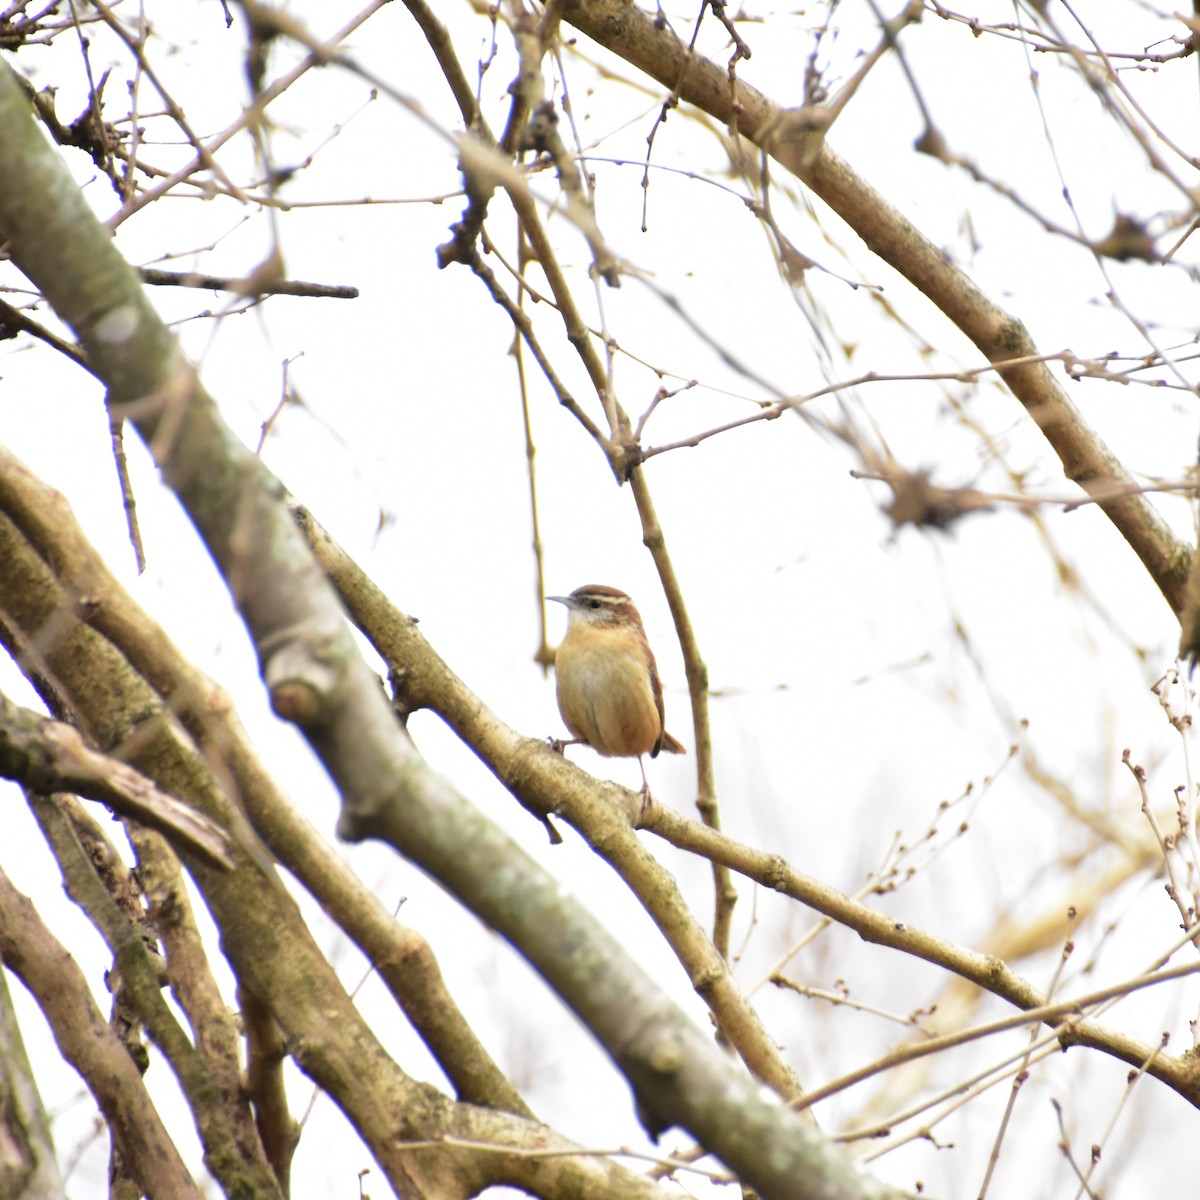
xmin=588 ymin=598 xmax=601 ymax=609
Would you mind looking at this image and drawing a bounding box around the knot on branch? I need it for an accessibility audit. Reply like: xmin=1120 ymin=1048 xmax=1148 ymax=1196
xmin=261 ymin=622 xmax=345 ymax=729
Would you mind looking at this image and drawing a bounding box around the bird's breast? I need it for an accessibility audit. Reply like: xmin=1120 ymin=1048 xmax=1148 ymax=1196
xmin=555 ymin=629 xmax=662 ymax=758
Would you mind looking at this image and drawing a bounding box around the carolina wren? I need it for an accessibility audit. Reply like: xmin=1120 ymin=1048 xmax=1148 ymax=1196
xmin=549 ymin=584 xmax=685 ymax=800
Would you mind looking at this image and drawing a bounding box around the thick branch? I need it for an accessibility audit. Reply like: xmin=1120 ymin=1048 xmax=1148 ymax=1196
xmin=0 ymin=442 xmax=530 ymax=1120
xmin=0 ymin=693 xmax=232 ymax=868
xmin=0 ymin=965 xmax=63 ymax=1200
xmin=27 ymin=794 xmax=286 ymax=1200
xmin=0 ymin=866 xmax=203 ymax=1200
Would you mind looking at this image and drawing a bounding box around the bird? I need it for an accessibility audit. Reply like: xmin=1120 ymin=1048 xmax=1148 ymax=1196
xmin=549 ymin=584 xmax=685 ymax=805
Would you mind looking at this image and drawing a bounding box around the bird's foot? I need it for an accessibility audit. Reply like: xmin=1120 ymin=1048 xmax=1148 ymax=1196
xmin=638 ymin=782 xmax=655 ymax=822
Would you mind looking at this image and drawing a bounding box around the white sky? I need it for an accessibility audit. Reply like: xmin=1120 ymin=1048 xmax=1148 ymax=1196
xmin=3 ymin=2 xmax=1200 ymax=1197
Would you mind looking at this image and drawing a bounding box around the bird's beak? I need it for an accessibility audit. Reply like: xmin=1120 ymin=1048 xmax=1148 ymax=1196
xmin=547 ymin=595 xmax=571 ymax=607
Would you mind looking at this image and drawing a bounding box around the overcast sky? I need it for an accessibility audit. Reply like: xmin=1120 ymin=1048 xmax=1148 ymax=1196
xmin=3 ymin=3 xmax=1200 ymax=1196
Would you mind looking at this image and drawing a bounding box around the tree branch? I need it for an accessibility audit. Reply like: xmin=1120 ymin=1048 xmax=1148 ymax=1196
xmin=0 ymin=60 xmax=899 ymax=1197
xmin=561 ymin=0 xmax=1191 ymax=617
xmin=0 ymin=693 xmax=233 ymax=868
xmin=0 ymin=864 xmax=204 ymax=1200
